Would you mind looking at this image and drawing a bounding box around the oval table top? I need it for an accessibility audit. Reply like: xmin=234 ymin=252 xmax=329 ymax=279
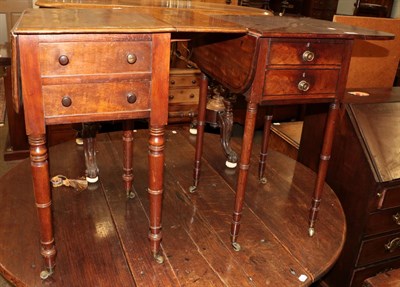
xmin=0 ymin=127 xmax=346 ymax=286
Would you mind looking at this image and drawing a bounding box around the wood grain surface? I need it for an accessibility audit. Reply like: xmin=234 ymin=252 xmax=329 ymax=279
xmin=0 ymin=127 xmax=345 ymax=286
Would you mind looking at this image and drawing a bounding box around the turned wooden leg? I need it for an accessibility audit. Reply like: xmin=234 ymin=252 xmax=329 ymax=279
xmin=82 ymin=123 xmax=99 ymax=183
xmin=122 ymin=120 xmax=135 ymax=199
xmin=308 ymin=101 xmax=339 ymax=236
xmin=258 ymin=107 xmax=273 ymax=184
xmin=189 ymin=73 xmax=208 ymax=193
xmin=231 ymin=102 xmax=258 ymax=251
xmin=217 ymin=98 xmax=238 ymax=169
xmin=148 ymin=125 xmax=165 ymax=263
xmin=29 ymin=135 xmax=56 ymax=279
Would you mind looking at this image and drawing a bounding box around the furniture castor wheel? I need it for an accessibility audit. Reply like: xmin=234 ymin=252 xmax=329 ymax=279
xmin=260 ymin=177 xmax=267 ymax=184
xmin=308 ymin=227 xmax=315 ymax=237
xmin=40 ymin=269 xmax=53 ymax=280
xmin=153 ymin=253 xmax=164 ymax=264
xmin=232 ymin=242 xmax=241 ymax=252
xmin=86 ymin=176 xmax=99 ymax=183
xmin=189 ymin=128 xmax=197 ymax=135
xmin=189 ymin=185 xmax=197 ymax=193
xmin=75 ymin=137 xmax=84 ymax=146
xmin=127 ymin=191 xmax=136 ymax=199
xmin=225 ymin=161 xmax=237 ymax=168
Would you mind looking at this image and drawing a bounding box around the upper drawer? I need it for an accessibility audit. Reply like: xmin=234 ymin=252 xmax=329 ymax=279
xmin=267 ymin=40 xmax=345 ymax=66
xmin=39 ymin=41 xmax=151 ymax=76
xmin=263 ymin=69 xmax=339 ymax=96
xmin=375 ymin=186 xmax=400 ymax=210
xmin=169 ymin=73 xmax=199 ymax=88
xmin=42 ymin=81 xmax=150 ymax=119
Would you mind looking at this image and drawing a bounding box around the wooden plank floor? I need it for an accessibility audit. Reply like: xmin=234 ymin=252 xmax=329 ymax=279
xmin=0 ymin=126 xmax=345 ymax=286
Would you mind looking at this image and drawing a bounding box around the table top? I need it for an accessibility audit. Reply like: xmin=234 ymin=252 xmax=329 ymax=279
xmin=0 ymin=128 xmax=346 ymax=286
xmin=15 ymin=3 xmax=394 ymax=39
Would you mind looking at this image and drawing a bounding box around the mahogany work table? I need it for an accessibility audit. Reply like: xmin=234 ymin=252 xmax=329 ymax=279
xmin=13 ymin=2 xmax=393 ymax=281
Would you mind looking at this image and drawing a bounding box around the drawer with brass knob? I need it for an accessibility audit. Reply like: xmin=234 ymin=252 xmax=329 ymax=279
xmin=268 ymin=39 xmax=345 ymax=65
xmin=38 ymin=34 xmax=152 ymax=76
xmin=262 ymin=69 xmax=339 ymax=100
xmin=42 ymin=81 xmax=150 ymax=123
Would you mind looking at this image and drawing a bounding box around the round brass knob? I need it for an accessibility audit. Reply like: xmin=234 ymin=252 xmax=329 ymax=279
xmin=59 ymin=55 xmax=69 ymax=66
xmin=61 ymin=96 xmax=72 ymax=107
xmin=127 ymin=54 xmax=137 ymax=64
xmin=302 ymin=50 xmax=315 ymax=62
xmin=298 ymin=80 xmax=310 ymax=92
xmin=127 ymin=93 xmax=137 ymax=104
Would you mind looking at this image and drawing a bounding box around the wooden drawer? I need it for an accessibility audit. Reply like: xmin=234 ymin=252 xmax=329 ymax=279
xmin=376 ymin=186 xmax=400 ymax=210
xmin=268 ymin=40 xmax=345 ymax=65
xmin=168 ymin=88 xmax=199 ymax=104
xmin=263 ymin=69 xmax=339 ymax=96
xmin=366 ymin=208 xmax=400 ymax=236
xmin=357 ymin=231 xmax=400 ymax=267
xmin=42 ymin=81 xmax=150 ymax=118
xmin=169 ymin=74 xmax=199 ymax=87
xmin=39 ymin=41 xmax=151 ymax=76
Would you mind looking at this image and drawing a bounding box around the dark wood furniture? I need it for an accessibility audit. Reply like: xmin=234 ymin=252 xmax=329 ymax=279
xmin=302 ymin=0 xmax=339 ymax=20
xmin=299 ymin=87 xmax=400 ymax=287
xmin=354 ymin=0 xmax=394 ymax=18
xmin=190 ymin=16 xmax=393 ymax=251
xmin=12 ymin=1 xmax=393 ymax=282
xmin=0 ymin=128 xmax=346 ymax=286
xmin=363 ymin=268 xmax=400 ymax=287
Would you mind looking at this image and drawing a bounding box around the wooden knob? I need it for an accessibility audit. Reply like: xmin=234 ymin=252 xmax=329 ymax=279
xmin=127 ymin=93 xmax=137 ymax=104
xmin=302 ymin=50 xmax=315 ymax=62
xmin=59 ymin=55 xmax=69 ymax=66
xmin=169 ymin=95 xmax=174 ymax=100
xmin=170 ymin=80 xmax=175 ymax=85
xmin=61 ymin=96 xmax=72 ymax=107
xmin=127 ymin=54 xmax=137 ymax=64
xmin=298 ymin=80 xmax=310 ymax=92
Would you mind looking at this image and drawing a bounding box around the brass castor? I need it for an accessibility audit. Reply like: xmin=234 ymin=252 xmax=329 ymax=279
xmin=259 ymin=177 xmax=267 ymax=184
xmin=225 ymin=161 xmax=237 ymax=169
xmin=308 ymin=227 xmax=315 ymax=237
xmin=127 ymin=191 xmax=136 ymax=199
xmin=189 ymin=185 xmax=197 ymax=193
xmin=189 ymin=128 xmax=198 ymax=135
xmin=154 ymin=253 xmax=164 ymax=264
xmin=232 ymin=242 xmax=241 ymax=252
xmin=40 ymin=269 xmax=53 ymax=280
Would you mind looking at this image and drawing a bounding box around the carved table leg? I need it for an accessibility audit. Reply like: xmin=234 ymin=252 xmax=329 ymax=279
xmin=81 ymin=123 xmax=99 ymax=183
xmin=122 ymin=120 xmax=135 ymax=199
xmin=190 ymin=73 xmax=208 ymax=193
xmin=217 ymin=98 xmax=238 ymax=168
xmin=148 ymin=125 xmax=165 ymax=264
xmin=231 ymin=102 xmax=258 ymax=251
xmin=258 ymin=107 xmax=273 ymax=184
xmin=308 ymin=101 xmax=339 ymax=236
xmin=29 ymin=135 xmax=56 ymax=279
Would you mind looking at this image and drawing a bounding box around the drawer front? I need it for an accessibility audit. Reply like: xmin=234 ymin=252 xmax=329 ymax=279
xmin=169 ymin=74 xmax=199 ymax=87
xmin=366 ymin=208 xmax=400 ymax=236
xmin=43 ymin=81 xmax=150 ymax=118
xmin=263 ymin=69 xmax=339 ymax=96
xmin=39 ymin=41 xmax=151 ymax=76
xmin=268 ymin=40 xmax=344 ymax=65
xmin=168 ymin=88 xmax=199 ymax=104
xmin=357 ymin=231 xmax=400 ymax=267
xmin=376 ymin=186 xmax=400 ymax=210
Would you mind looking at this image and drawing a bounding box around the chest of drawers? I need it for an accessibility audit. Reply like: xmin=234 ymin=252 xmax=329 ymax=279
xmin=299 ymin=89 xmax=400 ymax=286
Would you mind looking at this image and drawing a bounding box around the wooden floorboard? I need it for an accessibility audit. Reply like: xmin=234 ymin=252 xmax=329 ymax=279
xmin=0 ymin=126 xmax=345 ymax=286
